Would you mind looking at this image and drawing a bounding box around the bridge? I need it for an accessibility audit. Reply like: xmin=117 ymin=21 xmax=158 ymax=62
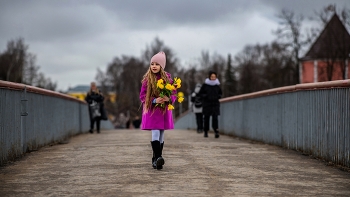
xmin=1 ymin=80 xmax=350 ymax=196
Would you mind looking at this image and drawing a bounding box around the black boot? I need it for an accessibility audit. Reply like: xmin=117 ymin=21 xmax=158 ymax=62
xmin=160 ymin=142 xmax=165 ymax=166
xmin=204 ymin=131 xmax=208 ymax=138
xmin=150 ymin=141 xmax=156 ymax=169
xmin=150 ymin=142 xmax=165 ymax=169
xmin=214 ymin=129 xmax=220 ymax=138
xmin=151 ymin=140 xmax=164 ymax=170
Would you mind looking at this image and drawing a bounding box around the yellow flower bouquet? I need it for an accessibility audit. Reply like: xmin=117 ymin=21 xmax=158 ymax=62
xmin=156 ymin=77 xmax=183 ymax=110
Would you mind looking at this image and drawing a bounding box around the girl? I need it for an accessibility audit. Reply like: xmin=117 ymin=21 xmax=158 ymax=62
xmin=139 ymin=51 xmax=176 ymax=170
xmin=199 ymin=71 xmax=222 ymax=138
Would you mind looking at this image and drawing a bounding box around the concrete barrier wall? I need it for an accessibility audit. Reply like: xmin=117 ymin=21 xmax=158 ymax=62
xmin=175 ymin=80 xmax=350 ymax=168
xmin=0 ymin=80 xmax=114 ymax=165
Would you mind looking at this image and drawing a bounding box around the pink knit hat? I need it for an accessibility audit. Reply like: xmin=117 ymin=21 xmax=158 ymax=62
xmin=150 ymin=51 xmax=166 ymax=69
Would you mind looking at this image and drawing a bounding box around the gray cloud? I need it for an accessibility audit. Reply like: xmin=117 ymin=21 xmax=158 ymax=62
xmin=98 ymin=0 xmax=257 ymax=25
xmin=261 ymin=0 xmax=350 ymax=16
xmin=0 ymin=1 xmax=115 ymax=42
xmin=0 ymin=0 xmax=349 ymax=90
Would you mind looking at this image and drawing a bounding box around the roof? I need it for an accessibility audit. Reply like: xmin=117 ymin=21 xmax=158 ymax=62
xmin=67 ymin=85 xmax=115 ymax=93
xmin=67 ymin=85 xmax=90 ymax=93
xmin=302 ymin=13 xmax=350 ymax=60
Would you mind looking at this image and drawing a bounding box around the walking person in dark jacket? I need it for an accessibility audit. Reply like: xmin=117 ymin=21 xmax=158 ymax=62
xmin=85 ymin=82 xmax=105 ymax=133
xmin=198 ymin=71 xmax=222 ymax=138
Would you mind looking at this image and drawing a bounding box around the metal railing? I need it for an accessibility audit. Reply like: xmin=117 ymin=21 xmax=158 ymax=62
xmin=0 ymin=80 xmax=114 ymax=165
xmin=175 ymin=80 xmax=350 ymax=168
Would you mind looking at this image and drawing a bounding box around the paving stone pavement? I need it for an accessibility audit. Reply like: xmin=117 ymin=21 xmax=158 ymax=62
xmin=0 ymin=129 xmax=350 ymax=197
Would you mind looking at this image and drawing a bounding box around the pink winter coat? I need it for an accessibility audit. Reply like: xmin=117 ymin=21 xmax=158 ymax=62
xmin=139 ymin=73 xmax=176 ymax=130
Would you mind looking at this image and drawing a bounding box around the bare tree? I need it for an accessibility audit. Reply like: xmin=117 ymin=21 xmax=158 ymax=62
xmin=311 ymin=4 xmax=350 ymax=29
xmin=210 ymin=53 xmax=226 ymax=83
xmin=0 ymin=38 xmax=28 ymax=83
xmin=35 ymin=72 xmax=57 ymax=91
xmin=262 ymin=42 xmax=295 ymax=88
xmin=0 ymin=38 xmax=57 ymax=91
xmin=274 ymin=9 xmax=309 ymax=84
xmin=235 ymin=44 xmax=265 ymax=94
xmin=199 ymin=50 xmax=211 ymax=70
xmin=22 ymin=53 xmax=39 ymax=85
xmin=234 ymin=42 xmax=295 ymax=94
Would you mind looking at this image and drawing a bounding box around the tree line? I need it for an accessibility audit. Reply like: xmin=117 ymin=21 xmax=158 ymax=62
xmin=1 ymin=5 xmax=348 ymax=120
xmin=0 ymin=38 xmax=57 ymax=90
xmin=97 ymin=5 xmax=350 ymax=120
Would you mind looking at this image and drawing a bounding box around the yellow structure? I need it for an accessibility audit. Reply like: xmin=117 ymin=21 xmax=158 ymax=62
xmin=67 ymin=85 xmax=116 ymax=103
xmin=67 ymin=92 xmax=86 ymax=101
xmin=109 ymin=93 xmax=116 ymax=103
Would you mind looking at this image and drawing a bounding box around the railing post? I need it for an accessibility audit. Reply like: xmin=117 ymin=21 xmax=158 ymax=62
xmin=79 ymin=103 xmax=82 ymax=133
xmin=20 ymin=86 xmax=28 ymax=153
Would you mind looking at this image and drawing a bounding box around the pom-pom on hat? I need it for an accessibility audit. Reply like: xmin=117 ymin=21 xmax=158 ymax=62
xmin=150 ymin=51 xmax=166 ymax=69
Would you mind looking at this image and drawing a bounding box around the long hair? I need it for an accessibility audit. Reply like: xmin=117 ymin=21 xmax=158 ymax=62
xmin=88 ymin=82 xmax=100 ymax=95
xmin=141 ymin=67 xmax=170 ymax=113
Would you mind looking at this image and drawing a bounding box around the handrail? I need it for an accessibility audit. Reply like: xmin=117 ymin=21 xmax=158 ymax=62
xmin=0 ymin=80 xmax=86 ymax=104
xmin=176 ymin=79 xmax=350 ymax=168
xmin=220 ymin=79 xmax=350 ymax=103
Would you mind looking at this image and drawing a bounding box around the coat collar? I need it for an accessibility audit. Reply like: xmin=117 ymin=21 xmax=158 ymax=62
xmin=205 ymin=78 xmax=220 ymax=86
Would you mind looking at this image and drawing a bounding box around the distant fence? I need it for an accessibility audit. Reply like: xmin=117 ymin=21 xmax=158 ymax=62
xmin=0 ymin=80 xmax=114 ymax=165
xmin=175 ymin=80 xmax=350 ymax=168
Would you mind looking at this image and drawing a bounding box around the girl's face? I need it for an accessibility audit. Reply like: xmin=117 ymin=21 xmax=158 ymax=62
xmin=150 ymin=62 xmax=161 ymax=73
xmin=210 ymin=73 xmax=217 ymax=80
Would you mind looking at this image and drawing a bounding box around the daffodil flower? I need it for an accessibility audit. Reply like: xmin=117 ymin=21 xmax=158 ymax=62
xmin=167 ymin=104 xmax=174 ymax=110
xmin=158 ymin=83 xmax=164 ymax=89
xmin=155 ymin=77 xmax=182 ymax=110
xmin=165 ymin=84 xmax=173 ymax=91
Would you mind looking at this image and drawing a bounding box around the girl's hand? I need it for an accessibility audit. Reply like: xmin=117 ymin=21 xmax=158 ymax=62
xmin=163 ymin=96 xmax=170 ymax=102
xmin=156 ymin=97 xmax=164 ymax=104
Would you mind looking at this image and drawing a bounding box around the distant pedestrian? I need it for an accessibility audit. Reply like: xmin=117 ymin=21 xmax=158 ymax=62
xmin=139 ymin=51 xmax=176 ymax=170
xmin=191 ymin=84 xmax=203 ymax=133
xmin=126 ymin=120 xmax=131 ymax=129
xmin=85 ymin=82 xmax=105 ymax=134
xmin=118 ymin=113 xmax=128 ymax=129
xmin=199 ymin=71 xmax=222 ymax=138
xmin=132 ymin=116 xmax=141 ymax=129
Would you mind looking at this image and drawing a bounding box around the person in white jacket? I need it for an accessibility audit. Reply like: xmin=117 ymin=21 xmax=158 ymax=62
xmin=191 ymin=84 xmax=203 ymax=133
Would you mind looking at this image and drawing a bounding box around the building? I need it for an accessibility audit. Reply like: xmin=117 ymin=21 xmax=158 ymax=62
xmin=67 ymin=85 xmax=116 ymax=103
xmin=300 ymin=13 xmax=350 ymax=83
xmin=67 ymin=85 xmax=90 ymax=101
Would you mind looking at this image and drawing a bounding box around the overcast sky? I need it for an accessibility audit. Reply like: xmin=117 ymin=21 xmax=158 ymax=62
xmin=1 ymin=0 xmax=349 ymax=91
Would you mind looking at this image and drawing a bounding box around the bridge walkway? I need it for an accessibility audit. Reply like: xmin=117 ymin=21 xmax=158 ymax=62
xmin=1 ymin=129 xmax=350 ymax=196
